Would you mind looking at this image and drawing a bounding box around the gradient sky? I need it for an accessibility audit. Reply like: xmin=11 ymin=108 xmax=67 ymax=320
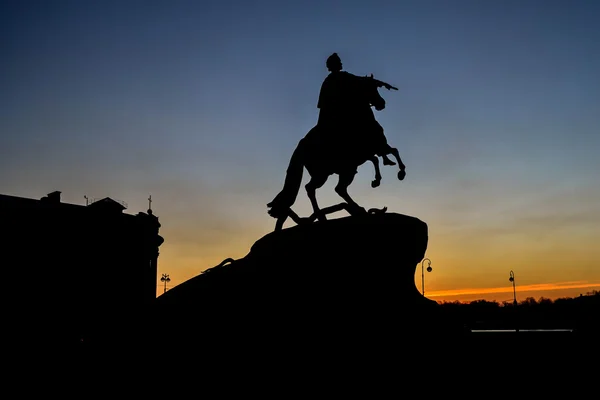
xmin=2 ymin=0 xmax=599 ymax=302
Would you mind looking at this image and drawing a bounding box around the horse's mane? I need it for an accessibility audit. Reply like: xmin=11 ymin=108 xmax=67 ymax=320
xmin=352 ymin=75 xmax=383 ymax=109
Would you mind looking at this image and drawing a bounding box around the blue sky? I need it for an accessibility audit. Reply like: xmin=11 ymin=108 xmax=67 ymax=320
xmin=1 ymin=0 xmax=599 ymax=299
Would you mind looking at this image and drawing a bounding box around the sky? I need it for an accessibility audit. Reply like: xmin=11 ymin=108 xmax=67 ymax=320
xmin=1 ymin=0 xmax=599 ymax=303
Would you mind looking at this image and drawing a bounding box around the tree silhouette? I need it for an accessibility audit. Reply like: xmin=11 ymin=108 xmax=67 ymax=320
xmin=438 ymin=292 xmax=599 ymax=331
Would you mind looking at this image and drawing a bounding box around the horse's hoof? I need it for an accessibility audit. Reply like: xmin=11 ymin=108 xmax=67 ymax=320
xmin=398 ymin=170 xmax=406 ymax=180
xmin=371 ymin=180 xmax=380 ymax=188
xmin=383 ymin=160 xmax=396 ymax=166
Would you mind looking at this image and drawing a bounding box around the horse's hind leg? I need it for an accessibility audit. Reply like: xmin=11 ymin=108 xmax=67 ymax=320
xmin=275 ymin=214 xmax=288 ymax=231
xmin=369 ymin=156 xmax=382 ymax=188
xmin=305 ymin=174 xmax=329 ymax=222
xmin=335 ymin=171 xmax=366 ymax=215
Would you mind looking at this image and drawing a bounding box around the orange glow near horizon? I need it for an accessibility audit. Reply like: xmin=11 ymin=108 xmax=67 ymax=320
xmin=426 ymin=281 xmax=600 ymax=303
xmin=427 ymin=281 xmax=600 ymax=298
xmin=152 ymin=188 xmax=600 ymax=302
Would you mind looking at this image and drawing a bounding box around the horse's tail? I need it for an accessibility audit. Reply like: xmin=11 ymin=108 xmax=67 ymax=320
xmin=267 ymin=139 xmax=306 ymax=219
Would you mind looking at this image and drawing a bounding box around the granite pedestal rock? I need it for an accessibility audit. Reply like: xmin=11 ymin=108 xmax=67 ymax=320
xmin=150 ymin=213 xmax=461 ymax=351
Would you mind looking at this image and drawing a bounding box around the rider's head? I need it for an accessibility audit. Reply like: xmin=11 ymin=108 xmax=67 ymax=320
xmin=326 ymin=53 xmax=342 ymax=72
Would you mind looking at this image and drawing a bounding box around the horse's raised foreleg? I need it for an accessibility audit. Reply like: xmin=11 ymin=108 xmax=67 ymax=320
xmin=369 ymin=156 xmax=382 ymax=188
xmin=305 ymin=174 xmax=329 ymax=222
xmin=379 ymin=145 xmax=406 ymax=180
xmin=335 ymin=171 xmax=367 ymax=215
xmin=382 ymin=154 xmax=396 ymax=166
xmin=389 ymin=146 xmax=406 ymax=170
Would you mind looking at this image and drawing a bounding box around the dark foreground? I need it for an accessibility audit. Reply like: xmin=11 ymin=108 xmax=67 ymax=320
xmin=75 ymin=326 xmax=596 ymax=359
xmin=65 ymin=325 xmax=598 ymax=391
xmin=72 ymin=214 xmax=600 ymax=374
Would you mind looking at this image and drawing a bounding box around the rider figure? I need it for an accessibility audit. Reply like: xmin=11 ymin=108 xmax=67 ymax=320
xmin=317 ymin=53 xmax=396 ymax=166
xmin=317 ymin=53 xmax=356 ymax=127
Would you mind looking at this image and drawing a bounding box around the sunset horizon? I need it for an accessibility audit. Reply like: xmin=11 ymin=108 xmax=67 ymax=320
xmin=2 ymin=0 xmax=599 ymax=312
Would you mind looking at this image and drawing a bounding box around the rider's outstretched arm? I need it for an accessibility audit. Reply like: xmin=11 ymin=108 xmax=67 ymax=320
xmin=375 ymin=78 xmax=398 ymax=91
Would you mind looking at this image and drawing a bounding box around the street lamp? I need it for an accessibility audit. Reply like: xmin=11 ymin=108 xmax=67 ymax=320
xmin=161 ymin=273 xmax=171 ymax=294
xmin=509 ymin=270 xmax=517 ymax=305
xmin=420 ymin=258 xmax=432 ymax=296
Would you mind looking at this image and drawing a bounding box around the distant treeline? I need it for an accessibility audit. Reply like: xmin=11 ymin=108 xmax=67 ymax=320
xmin=437 ymin=291 xmax=599 ymax=331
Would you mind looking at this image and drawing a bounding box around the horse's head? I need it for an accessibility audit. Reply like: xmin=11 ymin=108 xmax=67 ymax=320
xmin=364 ymin=74 xmax=386 ymax=111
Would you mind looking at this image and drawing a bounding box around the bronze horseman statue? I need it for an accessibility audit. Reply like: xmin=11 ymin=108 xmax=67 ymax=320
xmin=267 ymin=52 xmax=406 ymax=231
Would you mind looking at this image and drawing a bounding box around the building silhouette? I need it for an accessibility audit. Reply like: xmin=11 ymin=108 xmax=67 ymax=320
xmin=0 ymin=190 xmax=164 ymax=344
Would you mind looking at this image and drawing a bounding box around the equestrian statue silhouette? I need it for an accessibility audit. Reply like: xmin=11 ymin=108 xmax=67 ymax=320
xmin=267 ymin=54 xmax=406 ymax=231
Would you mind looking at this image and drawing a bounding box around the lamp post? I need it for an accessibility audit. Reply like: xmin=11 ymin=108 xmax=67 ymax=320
xmin=161 ymin=273 xmax=171 ymax=294
xmin=420 ymin=258 xmax=432 ymax=296
xmin=509 ymin=270 xmax=517 ymax=305
xmin=509 ymin=270 xmax=519 ymax=332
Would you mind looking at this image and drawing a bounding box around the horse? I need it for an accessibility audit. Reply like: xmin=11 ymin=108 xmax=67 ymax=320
xmin=267 ymin=75 xmax=406 ymax=231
